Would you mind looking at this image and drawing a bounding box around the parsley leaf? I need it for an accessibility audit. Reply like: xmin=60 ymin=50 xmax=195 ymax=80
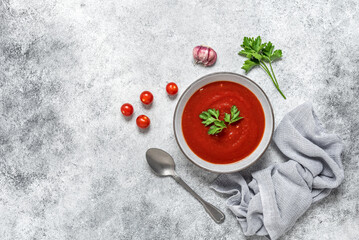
xmin=200 ymin=105 xmax=244 ymax=135
xmin=200 ymin=109 xmax=226 ymax=135
xmin=201 ymin=117 xmax=216 ymax=126
xmin=270 ymin=49 xmax=282 ymax=62
xmin=262 ymin=41 xmax=274 ymax=58
xmin=199 ymin=112 xmax=211 ymax=120
xmin=238 ymin=36 xmax=286 ymax=99
xmin=207 ymin=109 xmax=220 ymax=119
xmin=242 ymin=59 xmax=260 ymax=73
xmin=225 ymin=105 xmax=243 ymax=124
xmin=214 ymin=120 xmax=226 ymax=128
xmin=208 ymin=125 xmax=224 ymax=135
xmin=224 ymin=113 xmax=231 ymax=123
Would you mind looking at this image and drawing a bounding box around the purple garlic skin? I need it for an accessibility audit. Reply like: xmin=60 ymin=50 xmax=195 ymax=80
xmin=193 ymin=45 xmax=217 ymax=67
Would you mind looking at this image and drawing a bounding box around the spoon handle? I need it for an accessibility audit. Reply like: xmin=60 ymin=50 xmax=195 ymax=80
xmin=172 ymin=175 xmax=225 ymax=224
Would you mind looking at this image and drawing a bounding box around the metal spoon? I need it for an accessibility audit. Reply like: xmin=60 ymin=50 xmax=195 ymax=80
xmin=146 ymin=148 xmax=225 ymax=224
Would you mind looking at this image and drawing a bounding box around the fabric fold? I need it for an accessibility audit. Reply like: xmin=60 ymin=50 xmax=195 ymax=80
xmin=211 ymin=103 xmax=344 ymax=240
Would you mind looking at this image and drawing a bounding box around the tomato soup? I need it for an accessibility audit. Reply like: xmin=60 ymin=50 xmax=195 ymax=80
xmin=182 ymin=81 xmax=265 ymax=164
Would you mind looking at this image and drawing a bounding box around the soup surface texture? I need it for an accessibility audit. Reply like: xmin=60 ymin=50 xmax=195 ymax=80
xmin=182 ymin=81 xmax=265 ymax=164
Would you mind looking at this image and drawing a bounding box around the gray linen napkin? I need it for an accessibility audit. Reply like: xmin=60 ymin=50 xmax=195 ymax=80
xmin=211 ymin=102 xmax=344 ymax=240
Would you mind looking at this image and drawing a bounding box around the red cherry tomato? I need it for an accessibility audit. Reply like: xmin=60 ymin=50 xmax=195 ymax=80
xmin=166 ymin=82 xmax=178 ymax=95
xmin=136 ymin=115 xmax=150 ymax=129
xmin=121 ymin=103 xmax=134 ymax=116
xmin=140 ymin=91 xmax=153 ymax=105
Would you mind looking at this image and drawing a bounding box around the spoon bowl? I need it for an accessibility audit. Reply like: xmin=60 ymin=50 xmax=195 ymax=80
xmin=146 ymin=148 xmax=176 ymax=177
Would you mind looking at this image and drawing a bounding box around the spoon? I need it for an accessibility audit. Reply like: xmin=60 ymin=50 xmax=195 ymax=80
xmin=146 ymin=148 xmax=225 ymax=224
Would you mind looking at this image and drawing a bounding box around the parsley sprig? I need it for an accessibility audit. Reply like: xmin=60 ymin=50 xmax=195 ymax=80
xmin=199 ymin=106 xmax=243 ymax=135
xmin=238 ymin=36 xmax=286 ymax=99
xmin=224 ymin=105 xmax=243 ymax=124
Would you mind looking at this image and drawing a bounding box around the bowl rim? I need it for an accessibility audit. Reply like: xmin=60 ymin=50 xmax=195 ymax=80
xmin=173 ymin=72 xmax=274 ymax=173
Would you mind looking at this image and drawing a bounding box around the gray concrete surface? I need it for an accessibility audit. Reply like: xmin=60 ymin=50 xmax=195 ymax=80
xmin=0 ymin=0 xmax=358 ymax=239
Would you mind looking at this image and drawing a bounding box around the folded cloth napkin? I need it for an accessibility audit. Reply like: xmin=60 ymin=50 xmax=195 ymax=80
xmin=211 ymin=102 xmax=344 ymax=240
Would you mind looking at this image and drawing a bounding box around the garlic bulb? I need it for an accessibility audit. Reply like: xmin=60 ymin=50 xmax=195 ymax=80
xmin=193 ymin=45 xmax=217 ymax=67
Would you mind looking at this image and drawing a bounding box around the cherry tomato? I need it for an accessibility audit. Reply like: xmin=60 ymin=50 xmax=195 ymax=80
xmin=136 ymin=115 xmax=150 ymax=129
xmin=166 ymin=82 xmax=178 ymax=95
xmin=140 ymin=91 xmax=153 ymax=105
xmin=121 ymin=103 xmax=134 ymax=116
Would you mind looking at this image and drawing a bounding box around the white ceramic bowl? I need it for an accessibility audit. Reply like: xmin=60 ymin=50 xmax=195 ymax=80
xmin=173 ymin=72 xmax=274 ymax=173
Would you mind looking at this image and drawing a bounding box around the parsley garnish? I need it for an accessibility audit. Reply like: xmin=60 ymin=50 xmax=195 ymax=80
xmin=199 ymin=105 xmax=243 ymax=135
xmin=224 ymin=105 xmax=243 ymax=124
xmin=238 ymin=36 xmax=286 ymax=99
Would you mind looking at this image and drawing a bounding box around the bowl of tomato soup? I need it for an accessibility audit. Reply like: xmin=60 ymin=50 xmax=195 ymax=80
xmin=173 ymin=72 xmax=274 ymax=173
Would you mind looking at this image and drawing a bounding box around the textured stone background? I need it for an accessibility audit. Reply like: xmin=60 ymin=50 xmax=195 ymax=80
xmin=0 ymin=0 xmax=358 ymax=239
